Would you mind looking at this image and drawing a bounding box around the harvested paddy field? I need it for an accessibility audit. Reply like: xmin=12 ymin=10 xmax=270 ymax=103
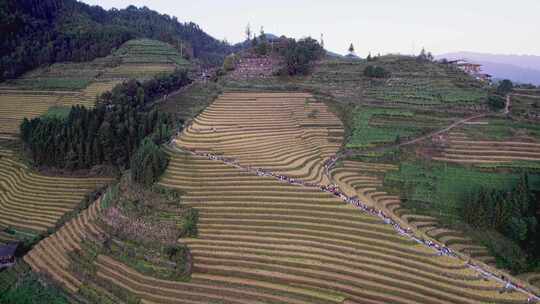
xmin=0 ymin=149 xmax=112 ymax=242
xmin=23 ymin=91 xmax=534 ymax=303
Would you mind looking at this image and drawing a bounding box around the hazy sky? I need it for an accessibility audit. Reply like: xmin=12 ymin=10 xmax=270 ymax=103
xmin=81 ymin=0 xmax=540 ymax=56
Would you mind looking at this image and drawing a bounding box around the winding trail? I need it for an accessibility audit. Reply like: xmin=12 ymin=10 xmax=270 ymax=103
xmin=168 ymin=142 xmax=540 ymax=302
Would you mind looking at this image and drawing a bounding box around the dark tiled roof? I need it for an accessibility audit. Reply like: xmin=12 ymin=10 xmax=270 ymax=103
xmin=0 ymin=243 xmax=18 ymax=258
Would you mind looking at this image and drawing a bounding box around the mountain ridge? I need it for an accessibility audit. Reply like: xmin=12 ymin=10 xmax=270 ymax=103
xmin=436 ymin=51 xmax=540 ymax=85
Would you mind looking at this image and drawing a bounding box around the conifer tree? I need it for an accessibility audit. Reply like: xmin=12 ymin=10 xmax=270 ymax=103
xmin=245 ymin=23 xmax=252 ymax=41
xmin=348 ymin=43 xmax=355 ymax=54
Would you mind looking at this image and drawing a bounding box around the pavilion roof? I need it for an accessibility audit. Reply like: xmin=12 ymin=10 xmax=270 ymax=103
xmin=0 ymin=243 xmax=18 ymax=258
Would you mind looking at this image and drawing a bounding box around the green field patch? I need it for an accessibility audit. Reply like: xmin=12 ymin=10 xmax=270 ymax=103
xmin=347 ymin=108 xmax=416 ymax=148
xmin=476 ymin=160 xmax=540 ymax=170
xmin=384 ymin=162 xmax=540 ymax=222
xmin=11 ymin=77 xmax=93 ymax=91
xmin=509 ymin=93 xmax=540 ymax=118
xmin=5 ymin=39 xmax=190 ymax=92
xmin=42 ymin=106 xmax=72 ymax=119
xmin=114 ymin=39 xmax=190 ymax=66
xmin=366 ymin=77 xmax=486 ymax=105
xmin=461 ymin=117 xmax=540 ymax=140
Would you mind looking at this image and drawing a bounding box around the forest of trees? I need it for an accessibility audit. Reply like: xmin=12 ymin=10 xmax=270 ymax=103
xmin=458 ymin=174 xmax=539 ymax=273
xmin=20 ymin=69 xmax=191 ymax=170
xmin=0 ymin=0 xmax=232 ymax=81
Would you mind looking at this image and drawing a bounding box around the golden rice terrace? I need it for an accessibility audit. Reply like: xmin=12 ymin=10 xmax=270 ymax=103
xmin=25 ymin=92 xmax=534 ymax=303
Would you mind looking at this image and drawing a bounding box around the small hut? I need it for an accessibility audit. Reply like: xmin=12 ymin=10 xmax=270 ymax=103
xmin=0 ymin=242 xmax=18 ymax=269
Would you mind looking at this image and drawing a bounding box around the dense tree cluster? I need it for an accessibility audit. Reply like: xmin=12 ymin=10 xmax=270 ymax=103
xmin=497 ymin=79 xmax=514 ymax=96
xmin=458 ymin=174 xmax=539 ymax=272
xmin=487 ymin=95 xmax=506 ymax=110
xmin=131 ymin=138 xmax=168 ymax=187
xmin=486 ymin=79 xmax=512 ymax=111
xmin=0 ymin=0 xmax=231 ymax=81
xmin=363 ymin=65 xmax=390 ymax=78
xmin=250 ymin=28 xmax=271 ymax=56
xmin=416 ymin=48 xmax=434 ymax=62
xmin=278 ymin=37 xmax=325 ymax=76
xmin=20 ymin=69 xmax=191 ymax=170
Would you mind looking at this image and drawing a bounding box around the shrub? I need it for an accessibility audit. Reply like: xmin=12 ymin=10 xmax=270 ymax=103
xmin=101 ymin=184 xmax=120 ymax=209
xmin=479 ymin=230 xmax=528 ymax=274
xmin=363 ymin=65 xmax=390 ymax=78
xmin=307 ymin=109 xmax=319 ymax=118
xmin=223 ymin=54 xmax=236 ymax=71
xmin=487 ymin=95 xmax=505 ymax=110
xmin=4 ymin=226 xmax=16 ymax=235
xmin=215 ymin=68 xmax=225 ymax=77
xmin=181 ymin=209 xmax=199 ymax=238
xmin=279 ymin=37 xmax=325 ymax=75
xmin=130 ymin=138 xmax=169 ymax=187
xmin=0 ymin=273 xmax=69 ymax=304
xmin=496 ymin=79 xmax=514 ymax=96
xmin=165 ymin=244 xmax=191 ymax=277
xmin=255 ymin=42 xmax=270 ymax=56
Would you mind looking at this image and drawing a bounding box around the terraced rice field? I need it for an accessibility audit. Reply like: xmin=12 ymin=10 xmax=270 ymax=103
xmin=433 ymin=131 xmax=540 ymax=164
xmin=101 ymin=39 xmax=188 ymax=80
xmin=101 ymin=63 xmax=177 ymax=80
xmin=306 ymin=56 xmax=486 ymax=112
xmin=23 ymin=92 xmax=533 ymax=303
xmin=0 ymin=150 xmax=112 ymax=233
xmin=75 ymin=81 xmax=123 ymax=107
xmin=115 ymin=39 xmax=189 ymax=66
xmin=510 ymin=89 xmax=540 ymax=120
xmin=84 ymin=149 xmax=522 ymax=304
xmin=331 ymin=161 xmax=497 ymax=267
xmin=24 ymin=197 xmax=105 ymax=293
xmin=176 ymin=92 xmax=344 ymax=184
xmin=0 ymin=81 xmax=121 ymax=136
xmin=365 ymin=77 xmax=486 ymax=106
xmin=0 ymin=39 xmax=189 ymax=138
xmin=0 ymin=90 xmax=73 ymax=136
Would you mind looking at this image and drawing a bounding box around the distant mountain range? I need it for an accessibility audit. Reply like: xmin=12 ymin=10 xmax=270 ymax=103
xmin=436 ymin=52 xmax=540 ymax=85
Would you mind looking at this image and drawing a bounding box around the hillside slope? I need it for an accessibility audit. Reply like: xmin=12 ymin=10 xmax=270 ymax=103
xmin=23 ymin=92 xmax=535 ymax=303
xmin=218 ymin=54 xmax=540 ymax=292
xmin=0 ymin=0 xmax=230 ymax=81
xmin=0 ymin=38 xmax=189 ymax=139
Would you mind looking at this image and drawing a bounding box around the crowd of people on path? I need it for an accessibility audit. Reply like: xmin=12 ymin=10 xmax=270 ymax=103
xmin=191 ymin=127 xmax=217 ymax=133
xmin=168 ymin=140 xmax=539 ymax=302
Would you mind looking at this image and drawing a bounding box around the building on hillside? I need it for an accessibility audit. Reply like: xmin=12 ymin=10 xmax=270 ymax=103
xmin=476 ymin=73 xmax=492 ymax=82
xmin=458 ymin=63 xmax=482 ymax=74
xmin=452 ymin=61 xmax=492 ymax=83
xmin=0 ymin=242 xmax=18 ymax=269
